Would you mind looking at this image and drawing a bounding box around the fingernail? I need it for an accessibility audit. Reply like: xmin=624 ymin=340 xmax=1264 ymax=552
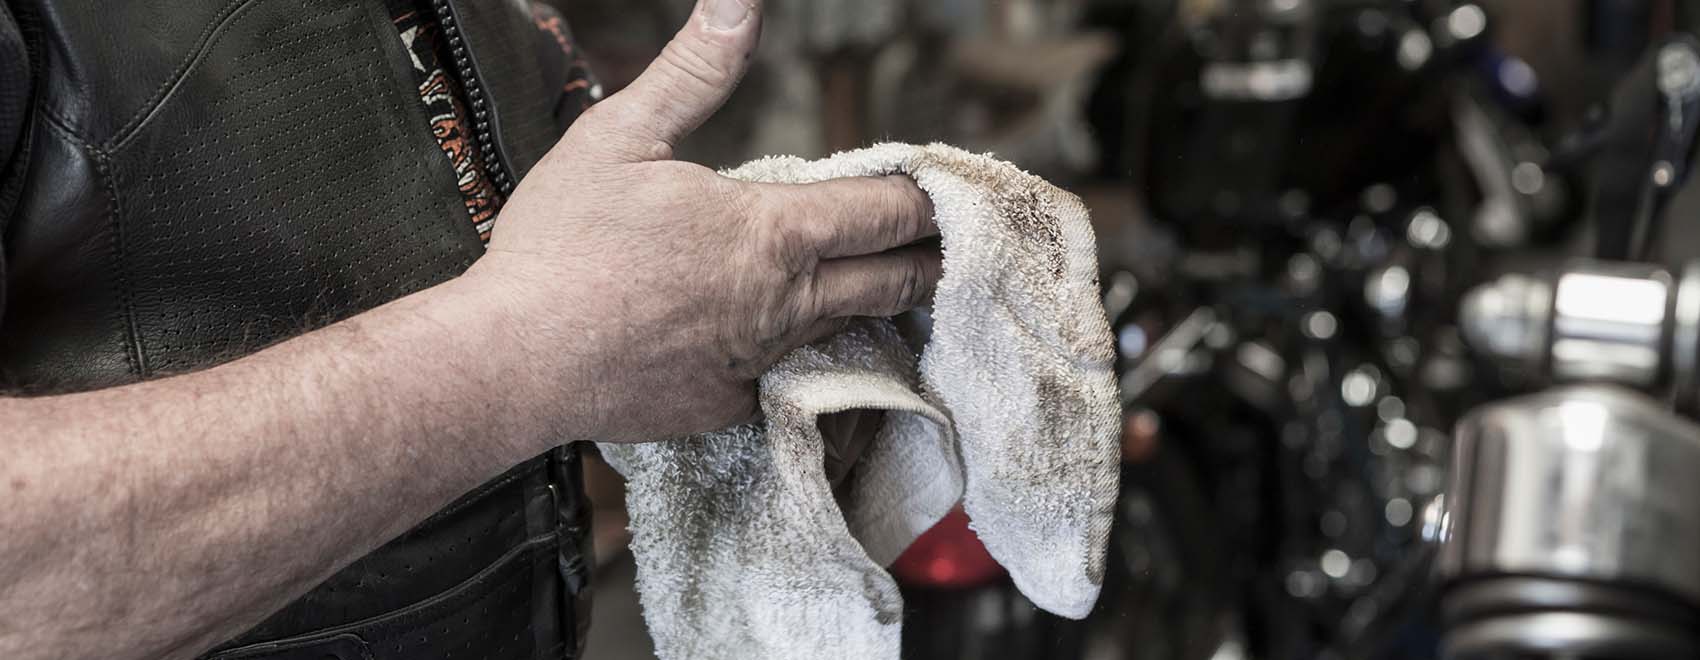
xmin=705 ymin=0 xmax=752 ymax=30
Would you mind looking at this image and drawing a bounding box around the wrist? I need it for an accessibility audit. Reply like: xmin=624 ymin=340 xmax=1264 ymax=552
xmin=446 ymin=261 xmax=599 ymax=447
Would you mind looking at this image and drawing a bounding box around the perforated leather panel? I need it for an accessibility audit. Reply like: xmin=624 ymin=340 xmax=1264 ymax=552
xmin=109 ymin=0 xmax=482 ymax=376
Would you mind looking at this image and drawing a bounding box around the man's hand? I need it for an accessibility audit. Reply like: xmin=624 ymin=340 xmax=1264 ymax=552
xmin=477 ymin=0 xmax=940 ymax=442
xmin=0 ymin=0 xmax=938 ymax=658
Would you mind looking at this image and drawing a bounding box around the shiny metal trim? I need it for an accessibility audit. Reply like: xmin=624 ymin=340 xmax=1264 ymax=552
xmin=1439 ymin=386 xmax=1700 ymax=605
xmin=1548 ymin=266 xmax=1671 ymax=386
xmin=1444 ymin=611 xmax=1697 ymax=659
xmin=1674 ymin=261 xmax=1700 ymax=412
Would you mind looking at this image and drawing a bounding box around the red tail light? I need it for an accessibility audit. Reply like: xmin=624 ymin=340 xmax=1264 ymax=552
xmin=889 ymin=505 xmax=1007 ymax=589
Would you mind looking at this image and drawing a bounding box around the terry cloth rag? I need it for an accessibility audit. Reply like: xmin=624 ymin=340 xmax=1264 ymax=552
xmin=597 ymin=143 xmax=1121 ymax=660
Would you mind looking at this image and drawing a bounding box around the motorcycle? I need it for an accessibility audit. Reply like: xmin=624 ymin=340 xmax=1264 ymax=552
xmin=1435 ymin=28 xmax=1700 ymax=659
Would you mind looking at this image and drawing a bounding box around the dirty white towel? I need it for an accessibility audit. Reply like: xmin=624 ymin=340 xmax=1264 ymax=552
xmin=598 ymin=143 xmax=1121 ymax=660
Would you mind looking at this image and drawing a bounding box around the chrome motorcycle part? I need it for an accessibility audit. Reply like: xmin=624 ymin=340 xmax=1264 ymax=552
xmin=1548 ymin=265 xmax=1671 ymax=385
xmin=1437 ymin=386 xmax=1700 ymax=659
xmin=1459 ymin=260 xmax=1700 ymax=390
xmin=1458 ymin=272 xmax=1550 ymax=371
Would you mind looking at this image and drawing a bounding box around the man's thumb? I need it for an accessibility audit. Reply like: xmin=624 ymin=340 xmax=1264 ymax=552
xmin=585 ymin=0 xmax=761 ymax=160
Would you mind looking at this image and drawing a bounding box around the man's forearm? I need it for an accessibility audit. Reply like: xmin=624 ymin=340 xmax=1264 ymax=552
xmin=0 ymin=0 xmax=949 ymax=654
xmin=0 ymin=268 xmax=569 ymax=660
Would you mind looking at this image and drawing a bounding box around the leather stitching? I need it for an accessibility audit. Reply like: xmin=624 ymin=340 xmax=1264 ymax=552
xmin=104 ymin=0 xmax=264 ymax=152
xmin=36 ymin=103 xmax=80 ymax=146
xmin=37 ymin=112 xmax=146 ymax=378
xmin=95 ymin=150 xmax=147 ymax=377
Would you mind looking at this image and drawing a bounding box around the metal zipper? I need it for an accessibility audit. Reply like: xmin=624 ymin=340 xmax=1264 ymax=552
xmin=431 ymin=0 xmax=514 ymax=197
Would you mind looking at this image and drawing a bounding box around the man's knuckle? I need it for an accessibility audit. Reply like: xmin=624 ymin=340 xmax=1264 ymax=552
xmin=568 ymin=104 xmax=671 ymax=162
xmin=660 ymin=39 xmax=731 ymax=92
xmin=805 ymin=270 xmax=839 ymax=316
xmin=885 ymin=178 xmax=925 ymax=241
xmin=722 ymin=180 xmax=763 ymax=224
xmin=779 ymin=292 xmax=814 ymax=335
xmin=896 ymin=260 xmax=924 ymax=310
xmin=757 ymin=194 xmax=822 ymax=266
xmin=745 ymin=285 xmax=801 ymax=345
xmin=632 ymin=138 xmax=674 ymax=162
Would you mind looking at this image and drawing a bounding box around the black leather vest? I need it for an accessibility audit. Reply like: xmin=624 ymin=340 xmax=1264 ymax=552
xmin=0 ymin=1 xmax=591 ymax=658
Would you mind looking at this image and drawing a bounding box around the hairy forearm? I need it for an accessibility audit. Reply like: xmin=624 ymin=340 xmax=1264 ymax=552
xmin=0 ymin=269 xmax=569 ymax=660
